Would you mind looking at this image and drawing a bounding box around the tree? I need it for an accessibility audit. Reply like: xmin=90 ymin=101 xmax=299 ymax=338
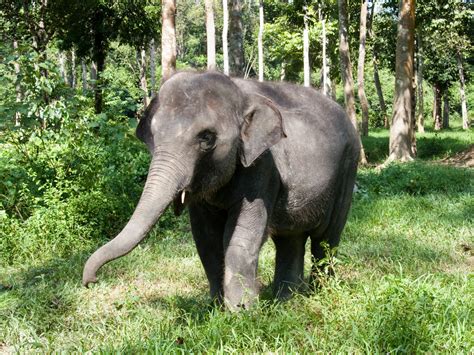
xmin=258 ymin=0 xmax=264 ymax=81
xmin=229 ymin=0 xmax=245 ymax=76
xmin=319 ymin=4 xmax=331 ymax=97
xmin=138 ymin=48 xmax=149 ymax=107
xmin=13 ymin=38 xmax=22 ymax=126
xmin=387 ymin=0 xmax=415 ymax=162
xmin=162 ymin=0 xmax=177 ymax=81
xmin=205 ymin=0 xmax=217 ymax=70
xmin=338 ymin=0 xmax=367 ymax=164
xmin=416 ymin=31 xmax=425 ymax=133
xmin=303 ymin=5 xmax=310 ymax=87
xmin=81 ymin=59 xmax=88 ymax=92
xmin=357 ymin=0 xmax=369 ymax=136
xmin=149 ymin=38 xmax=157 ymax=95
xmin=222 ymin=0 xmax=230 ymax=75
xmin=457 ymin=51 xmax=469 ymax=130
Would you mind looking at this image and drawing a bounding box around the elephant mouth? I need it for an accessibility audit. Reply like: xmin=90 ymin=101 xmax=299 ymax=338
xmin=173 ymin=189 xmax=188 ymax=216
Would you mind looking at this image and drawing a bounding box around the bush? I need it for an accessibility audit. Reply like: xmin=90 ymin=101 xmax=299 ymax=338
xmin=0 ymin=113 xmax=150 ymax=267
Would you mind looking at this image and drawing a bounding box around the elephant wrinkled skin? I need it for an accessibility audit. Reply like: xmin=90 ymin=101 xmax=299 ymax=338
xmin=82 ymin=71 xmax=360 ymax=310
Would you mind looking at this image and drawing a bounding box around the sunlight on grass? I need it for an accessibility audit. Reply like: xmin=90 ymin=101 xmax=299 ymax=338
xmin=1 ymin=134 xmax=473 ymax=352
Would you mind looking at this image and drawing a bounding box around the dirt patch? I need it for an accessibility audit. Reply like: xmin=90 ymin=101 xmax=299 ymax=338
xmin=439 ymin=145 xmax=474 ymax=168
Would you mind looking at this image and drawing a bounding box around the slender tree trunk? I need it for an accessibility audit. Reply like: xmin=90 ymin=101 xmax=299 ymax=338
xmin=138 ymin=48 xmax=149 ymax=107
xmin=368 ymin=0 xmax=387 ymax=128
xmin=13 ymin=38 xmax=22 ymax=126
xmin=205 ymin=0 xmax=217 ymax=70
xmin=338 ymin=0 xmax=367 ymax=164
xmin=357 ymin=0 xmax=369 ymax=137
xmin=387 ymin=0 xmax=416 ymax=162
xmin=456 ymin=51 xmax=469 ymax=130
xmin=320 ymin=7 xmax=331 ymax=96
xmin=303 ymin=6 xmax=310 ymax=87
xmin=149 ymin=39 xmax=157 ymax=95
xmin=258 ymin=0 xmax=264 ymax=82
xmin=442 ymin=90 xmax=449 ymax=129
xmin=90 ymin=61 xmax=97 ymax=84
xmin=94 ymin=53 xmax=105 ymax=114
xmin=92 ymin=7 xmax=106 ymax=114
xmin=68 ymin=49 xmax=76 ymax=89
xmin=81 ymin=59 xmax=88 ymax=92
xmin=280 ymin=61 xmax=286 ymax=81
xmin=222 ymin=0 xmax=230 ymax=75
xmin=416 ymin=32 xmax=424 ymax=133
xmin=229 ymin=0 xmax=245 ymax=76
xmin=373 ymin=53 xmax=388 ymax=128
xmin=161 ymin=0 xmax=177 ymax=82
xmin=433 ymin=83 xmax=442 ymax=130
xmin=59 ymin=51 xmax=67 ymax=84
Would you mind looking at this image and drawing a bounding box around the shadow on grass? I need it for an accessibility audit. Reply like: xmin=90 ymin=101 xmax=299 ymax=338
xmin=1 ymin=161 xmax=472 ymax=348
xmin=357 ymin=160 xmax=473 ymax=196
xmin=362 ymin=128 xmax=472 ymax=164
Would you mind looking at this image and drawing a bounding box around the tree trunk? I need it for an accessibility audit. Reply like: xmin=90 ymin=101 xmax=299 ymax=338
xmin=280 ymin=61 xmax=286 ymax=81
xmin=13 ymin=38 xmax=22 ymax=126
xmin=457 ymin=51 xmax=469 ymax=130
xmin=149 ymin=39 xmax=157 ymax=95
xmin=92 ymin=7 xmax=106 ymax=114
xmin=387 ymin=0 xmax=416 ymax=162
xmin=161 ymin=0 xmax=177 ymax=82
xmin=90 ymin=61 xmax=97 ymax=83
xmin=258 ymin=0 xmax=264 ymax=82
xmin=368 ymin=1 xmax=387 ymax=128
xmin=68 ymin=49 xmax=76 ymax=89
xmin=81 ymin=59 xmax=88 ymax=93
xmin=303 ymin=6 xmax=310 ymax=87
xmin=320 ymin=7 xmax=331 ymax=96
xmin=338 ymin=0 xmax=367 ymax=164
xmin=416 ymin=32 xmax=424 ymax=133
xmin=222 ymin=0 xmax=230 ymax=75
xmin=229 ymin=0 xmax=245 ymax=76
xmin=205 ymin=0 xmax=217 ymax=70
xmin=357 ymin=0 xmax=369 ymax=137
xmin=433 ymin=83 xmax=442 ymax=130
xmin=94 ymin=53 xmax=105 ymax=114
xmin=59 ymin=51 xmax=67 ymax=84
xmin=373 ymin=54 xmax=388 ymax=128
xmin=138 ymin=48 xmax=149 ymax=107
xmin=442 ymin=90 xmax=449 ymax=129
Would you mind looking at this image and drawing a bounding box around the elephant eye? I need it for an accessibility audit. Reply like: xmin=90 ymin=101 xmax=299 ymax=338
xmin=197 ymin=130 xmax=217 ymax=151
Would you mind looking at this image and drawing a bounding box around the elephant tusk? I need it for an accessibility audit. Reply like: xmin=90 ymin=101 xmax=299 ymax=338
xmin=181 ymin=190 xmax=186 ymax=204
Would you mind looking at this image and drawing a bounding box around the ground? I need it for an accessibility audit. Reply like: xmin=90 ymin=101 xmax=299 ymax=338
xmin=0 ymin=127 xmax=473 ymax=352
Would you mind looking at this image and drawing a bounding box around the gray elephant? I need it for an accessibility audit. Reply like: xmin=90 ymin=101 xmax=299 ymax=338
xmin=82 ymin=71 xmax=360 ymax=310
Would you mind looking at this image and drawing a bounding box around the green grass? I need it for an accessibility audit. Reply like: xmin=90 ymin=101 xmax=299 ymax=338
xmin=1 ymin=128 xmax=473 ymax=353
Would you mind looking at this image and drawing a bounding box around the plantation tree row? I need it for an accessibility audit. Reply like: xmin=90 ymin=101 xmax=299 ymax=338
xmin=0 ymin=0 xmax=472 ymax=161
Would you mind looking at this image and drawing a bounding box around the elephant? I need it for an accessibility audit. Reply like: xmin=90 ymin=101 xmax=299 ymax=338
xmin=82 ymin=71 xmax=360 ymax=310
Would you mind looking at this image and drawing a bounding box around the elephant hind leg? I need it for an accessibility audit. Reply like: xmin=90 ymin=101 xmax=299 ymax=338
xmin=272 ymin=233 xmax=308 ymax=300
xmin=310 ymin=157 xmax=358 ymax=281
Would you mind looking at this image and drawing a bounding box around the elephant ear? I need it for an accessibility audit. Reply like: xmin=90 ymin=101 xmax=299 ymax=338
xmin=239 ymin=94 xmax=287 ymax=168
xmin=136 ymin=95 xmax=160 ymax=154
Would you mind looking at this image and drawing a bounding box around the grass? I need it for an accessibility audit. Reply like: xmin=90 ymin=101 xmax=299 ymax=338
xmin=1 ymin=126 xmax=473 ymax=353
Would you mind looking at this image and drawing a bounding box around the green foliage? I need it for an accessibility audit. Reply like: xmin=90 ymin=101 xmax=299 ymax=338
xmin=0 ymin=113 xmax=150 ymax=266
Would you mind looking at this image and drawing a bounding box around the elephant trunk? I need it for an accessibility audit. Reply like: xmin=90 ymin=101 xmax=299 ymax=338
xmin=82 ymin=150 xmax=186 ymax=287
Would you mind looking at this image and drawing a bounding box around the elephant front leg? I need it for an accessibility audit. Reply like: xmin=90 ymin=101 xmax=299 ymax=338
xmin=189 ymin=203 xmax=226 ymax=303
xmin=223 ymin=199 xmax=269 ymax=311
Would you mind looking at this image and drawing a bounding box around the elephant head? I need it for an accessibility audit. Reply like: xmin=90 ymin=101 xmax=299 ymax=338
xmin=82 ymin=71 xmax=285 ymax=286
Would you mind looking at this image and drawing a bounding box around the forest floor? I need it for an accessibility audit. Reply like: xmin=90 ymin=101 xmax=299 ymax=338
xmin=439 ymin=144 xmax=474 ymax=168
xmin=1 ymin=125 xmax=473 ymax=353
